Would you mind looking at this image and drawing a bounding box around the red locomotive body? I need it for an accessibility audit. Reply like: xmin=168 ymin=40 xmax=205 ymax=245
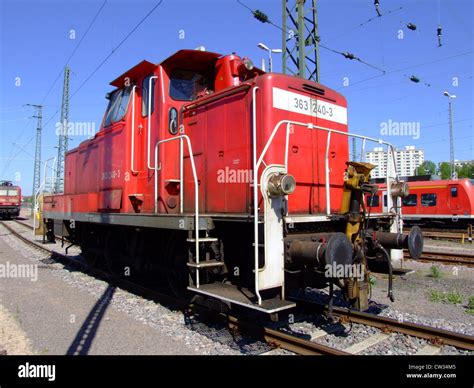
xmin=46 ymin=51 xmax=347 ymax=216
xmin=41 ymin=49 xmax=422 ymax=313
xmin=368 ymin=179 xmax=474 ymax=227
xmin=0 ymin=181 xmax=21 ymax=219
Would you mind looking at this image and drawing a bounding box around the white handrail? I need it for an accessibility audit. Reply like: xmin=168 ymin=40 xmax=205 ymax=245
xmin=179 ymin=137 xmax=184 ymax=213
xmin=324 ymin=131 xmax=332 ymax=215
xmin=154 ymin=135 xmax=201 ymax=287
xmin=147 ymin=76 xmax=158 ymax=170
xmin=130 ymin=85 xmax=139 ymax=174
xmin=251 ymin=115 xmax=400 ymax=301
xmin=251 ymin=86 xmax=262 ymax=305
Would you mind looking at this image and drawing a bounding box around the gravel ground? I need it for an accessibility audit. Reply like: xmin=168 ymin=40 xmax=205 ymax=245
xmin=4 ymin=219 xmax=473 ymax=356
xmin=370 ymin=258 xmax=474 ymax=337
xmin=0 ymin=222 xmax=272 ymax=355
xmin=283 ymin=239 xmax=474 ymax=355
xmin=0 ymin=304 xmax=35 ymax=355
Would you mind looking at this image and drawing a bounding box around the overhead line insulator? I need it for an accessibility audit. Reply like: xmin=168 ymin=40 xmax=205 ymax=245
xmin=253 ymin=10 xmax=269 ymax=23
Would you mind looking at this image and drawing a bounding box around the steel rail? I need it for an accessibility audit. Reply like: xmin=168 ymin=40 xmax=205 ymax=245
xmin=403 ymin=250 xmax=474 ymax=267
xmin=6 ymin=219 xmax=474 ymax=352
xmin=293 ymin=298 xmax=474 ymax=351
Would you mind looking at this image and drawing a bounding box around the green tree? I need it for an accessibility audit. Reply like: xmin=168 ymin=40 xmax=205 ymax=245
xmin=416 ymin=160 xmax=436 ymax=176
xmin=439 ymin=162 xmax=452 ymax=179
xmin=457 ymin=163 xmax=474 ymax=179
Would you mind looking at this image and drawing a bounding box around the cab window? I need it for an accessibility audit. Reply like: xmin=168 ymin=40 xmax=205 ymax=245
xmin=421 ymin=193 xmax=437 ymax=206
xmin=366 ymin=194 xmax=379 ymax=207
xmin=0 ymin=190 xmax=7 ymax=196
xmin=169 ymin=69 xmax=210 ymax=101
xmin=402 ymin=194 xmax=417 ymax=206
xmin=450 ymin=187 xmax=458 ymax=197
xmin=103 ymin=87 xmax=132 ymax=127
xmin=8 ymin=189 xmax=18 ymax=196
xmin=142 ymin=75 xmax=155 ymax=116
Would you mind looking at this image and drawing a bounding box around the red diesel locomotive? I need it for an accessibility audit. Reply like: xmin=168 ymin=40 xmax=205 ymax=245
xmin=0 ymin=181 xmax=21 ymax=219
xmin=40 ymin=49 xmax=422 ymax=314
xmin=368 ymin=179 xmax=474 ymax=228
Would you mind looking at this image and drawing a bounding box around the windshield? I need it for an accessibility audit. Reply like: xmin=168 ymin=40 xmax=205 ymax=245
xmin=169 ymin=69 xmax=210 ymax=101
xmin=103 ymin=86 xmax=132 ymax=127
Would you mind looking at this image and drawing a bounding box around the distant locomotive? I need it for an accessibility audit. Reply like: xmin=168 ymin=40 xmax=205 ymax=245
xmin=0 ymin=181 xmax=21 ymax=219
xmin=39 ymin=49 xmax=422 ymax=315
xmin=369 ymin=179 xmax=474 ymax=228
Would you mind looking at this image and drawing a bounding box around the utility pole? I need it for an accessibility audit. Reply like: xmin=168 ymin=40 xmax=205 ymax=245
xmin=27 ymin=104 xmax=43 ymax=211
xmin=448 ymin=99 xmax=455 ymax=179
xmin=282 ymin=0 xmax=320 ymax=82
xmin=352 ymin=138 xmax=357 ymax=161
xmin=443 ymin=91 xmax=456 ymax=179
xmin=55 ymin=66 xmax=70 ymax=193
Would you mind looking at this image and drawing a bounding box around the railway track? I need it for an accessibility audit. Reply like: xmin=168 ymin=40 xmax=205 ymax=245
xmin=0 ymin=220 xmax=347 ymax=355
xmin=404 ymin=250 xmax=474 ymax=267
xmin=1 ymin=219 xmax=473 ymax=355
xmin=402 ymin=227 xmax=473 ymax=243
xmin=423 ymin=231 xmax=471 ymax=242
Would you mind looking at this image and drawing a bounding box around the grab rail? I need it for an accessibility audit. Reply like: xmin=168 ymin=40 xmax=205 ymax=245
xmin=251 ymin=87 xmax=400 ymax=304
xmin=154 ymin=135 xmax=201 ymax=287
xmin=255 ymin=119 xmax=399 ymax=216
xmin=147 ymin=76 xmax=158 ymax=170
xmin=130 ymin=85 xmax=139 ymax=174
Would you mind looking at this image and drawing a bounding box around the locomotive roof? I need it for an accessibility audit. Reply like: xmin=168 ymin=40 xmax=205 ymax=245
xmin=160 ymin=49 xmax=222 ymax=72
xmin=110 ymin=49 xmax=263 ymax=88
xmin=110 ymin=50 xmax=223 ymax=88
xmin=110 ymin=60 xmax=157 ymax=87
xmin=0 ymin=182 xmax=19 ymax=188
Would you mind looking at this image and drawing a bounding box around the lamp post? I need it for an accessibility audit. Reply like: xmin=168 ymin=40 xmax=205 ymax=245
xmin=443 ymin=91 xmax=457 ymax=179
xmin=257 ymin=43 xmax=282 ymax=73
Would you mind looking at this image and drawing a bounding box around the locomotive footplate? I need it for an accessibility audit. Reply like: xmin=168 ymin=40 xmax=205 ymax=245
xmin=188 ymin=283 xmax=296 ymax=314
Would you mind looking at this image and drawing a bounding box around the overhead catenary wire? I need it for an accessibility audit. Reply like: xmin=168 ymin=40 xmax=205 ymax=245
xmin=70 ymin=0 xmax=163 ymax=99
xmin=40 ymin=0 xmax=108 ymax=105
xmin=337 ymin=50 xmax=473 ymax=90
xmin=327 ymin=5 xmax=403 ymax=41
xmin=236 ymin=0 xmax=386 ymax=75
xmin=5 ymin=0 xmax=161 ymax=180
xmin=0 ymin=118 xmax=35 ymax=177
xmin=237 ymin=0 xmax=471 ymax=93
xmin=4 ymin=0 xmax=109 ymax=177
xmin=42 ymin=0 xmax=164 ymax=129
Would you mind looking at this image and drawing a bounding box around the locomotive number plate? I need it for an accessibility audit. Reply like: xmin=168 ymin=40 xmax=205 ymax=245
xmin=272 ymin=87 xmax=347 ymax=125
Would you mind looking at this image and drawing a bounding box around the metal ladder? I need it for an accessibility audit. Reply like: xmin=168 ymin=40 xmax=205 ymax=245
xmin=186 ymin=230 xmax=223 ymax=288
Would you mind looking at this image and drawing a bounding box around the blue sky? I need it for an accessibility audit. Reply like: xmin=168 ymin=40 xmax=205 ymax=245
xmin=0 ymin=0 xmax=472 ymax=195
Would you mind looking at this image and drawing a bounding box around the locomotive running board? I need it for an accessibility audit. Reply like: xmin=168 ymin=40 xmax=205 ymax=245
xmin=43 ymin=211 xmax=213 ymax=230
xmin=188 ymin=284 xmax=296 ymax=314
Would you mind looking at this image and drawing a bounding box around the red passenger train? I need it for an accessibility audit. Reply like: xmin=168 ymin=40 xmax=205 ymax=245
xmin=39 ymin=49 xmax=422 ymax=314
xmin=0 ymin=181 xmax=21 ymax=219
xmin=368 ymin=179 xmax=474 ymax=228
